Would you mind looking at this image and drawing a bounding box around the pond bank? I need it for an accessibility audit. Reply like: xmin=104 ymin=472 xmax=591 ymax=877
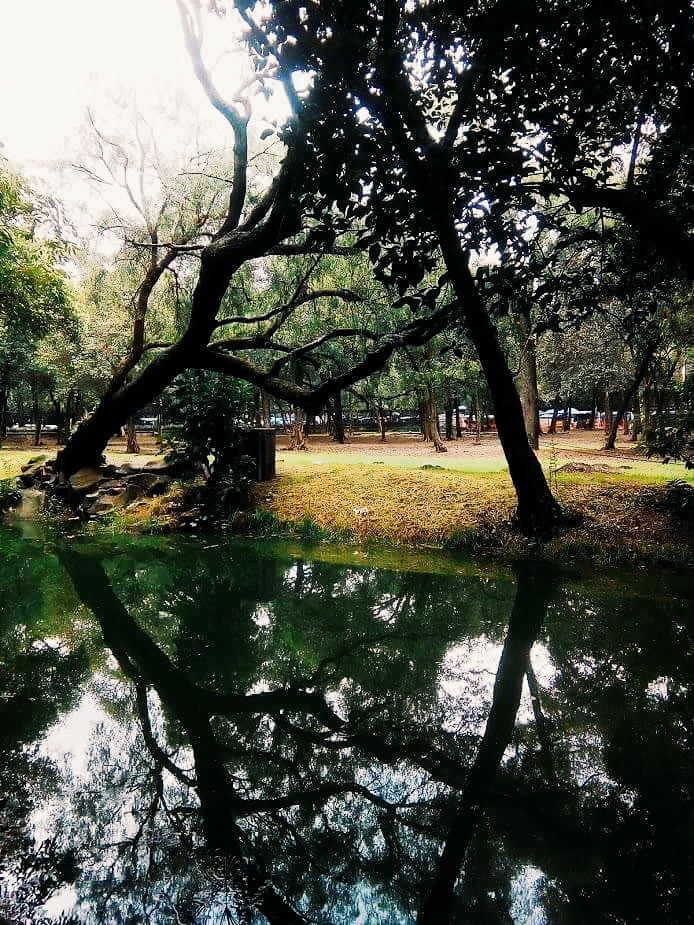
xmin=248 ymin=454 xmax=694 ymax=570
xmin=2 ymin=430 xmax=694 ymax=570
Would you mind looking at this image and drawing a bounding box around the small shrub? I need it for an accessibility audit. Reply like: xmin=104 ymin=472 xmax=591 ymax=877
xmin=295 ymin=516 xmax=328 ymax=543
xmin=662 ymin=479 xmax=694 ymax=523
xmin=0 ymin=476 xmax=22 ymax=512
xmin=246 ymin=509 xmax=283 ymax=537
xmin=443 ymin=525 xmax=483 ymax=554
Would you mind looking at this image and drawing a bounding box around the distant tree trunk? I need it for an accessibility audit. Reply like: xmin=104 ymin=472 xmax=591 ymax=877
xmin=517 ymin=324 xmax=540 ymax=449
xmin=642 ymin=380 xmax=653 ymax=433
xmin=419 ymin=385 xmax=447 ymax=452
xmin=287 ymin=406 xmax=307 ymax=450
xmin=454 ymin=397 xmax=462 ymax=438
xmin=444 ymin=395 xmax=455 ymax=440
xmin=373 ymin=401 xmax=388 ymax=441
xmin=547 ymin=396 xmax=561 ymax=435
xmin=631 ymin=390 xmax=642 ymax=442
xmin=0 ymin=386 xmax=6 ymax=441
xmin=31 ymin=381 xmax=42 ymax=447
xmin=588 ymin=382 xmax=598 ymax=429
xmin=330 ymin=391 xmax=348 ymax=443
xmin=603 ymin=388 xmax=614 ymax=443
xmin=125 ymin=415 xmax=140 ymax=454
xmin=605 ymin=347 xmax=657 ymax=450
xmin=472 ymin=386 xmax=482 ymax=445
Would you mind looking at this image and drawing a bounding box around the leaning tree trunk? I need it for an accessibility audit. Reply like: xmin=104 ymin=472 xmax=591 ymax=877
xmin=54 ymin=341 xmax=194 ymax=477
xmin=604 ymin=344 xmax=658 ymax=450
xmin=434 ymin=215 xmax=562 ymax=538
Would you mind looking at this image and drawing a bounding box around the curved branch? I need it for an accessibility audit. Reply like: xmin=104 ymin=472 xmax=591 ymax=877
xmin=236 ymin=782 xmax=404 ymax=816
xmin=268 ymin=328 xmax=379 ymax=376
xmin=176 ymin=0 xmax=249 ymax=233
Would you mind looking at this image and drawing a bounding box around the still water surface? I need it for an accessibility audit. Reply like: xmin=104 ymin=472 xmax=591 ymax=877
xmin=0 ymin=519 xmax=692 ymax=923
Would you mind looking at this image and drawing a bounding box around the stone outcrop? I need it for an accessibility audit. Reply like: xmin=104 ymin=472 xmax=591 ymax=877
xmin=19 ymin=457 xmax=174 ymax=521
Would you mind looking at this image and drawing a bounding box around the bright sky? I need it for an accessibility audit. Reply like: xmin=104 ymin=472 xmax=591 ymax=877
xmin=0 ymin=0 xmax=218 ymax=168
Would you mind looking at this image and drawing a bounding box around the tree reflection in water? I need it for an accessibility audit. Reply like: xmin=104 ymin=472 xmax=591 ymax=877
xmin=1 ymin=533 xmax=692 ymax=923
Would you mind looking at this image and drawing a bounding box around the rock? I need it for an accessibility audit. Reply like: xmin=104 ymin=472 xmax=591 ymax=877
xmin=77 ymin=469 xmax=173 ymax=519
xmin=69 ymin=467 xmax=107 ymax=495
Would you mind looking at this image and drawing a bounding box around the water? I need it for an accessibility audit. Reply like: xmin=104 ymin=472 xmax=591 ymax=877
xmin=0 ymin=520 xmax=692 ymax=924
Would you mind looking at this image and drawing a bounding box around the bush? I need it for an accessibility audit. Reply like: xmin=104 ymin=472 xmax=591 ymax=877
xmin=661 ymin=479 xmax=694 ymax=524
xmin=161 ymin=370 xmax=257 ymax=522
xmin=0 ymin=476 xmax=22 ymax=512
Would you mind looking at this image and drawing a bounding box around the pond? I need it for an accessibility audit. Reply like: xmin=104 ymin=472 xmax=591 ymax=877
xmin=0 ymin=516 xmax=692 ymax=924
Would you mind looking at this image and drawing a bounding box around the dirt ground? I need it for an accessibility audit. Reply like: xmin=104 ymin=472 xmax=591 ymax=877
xmin=277 ymin=426 xmax=642 ymax=463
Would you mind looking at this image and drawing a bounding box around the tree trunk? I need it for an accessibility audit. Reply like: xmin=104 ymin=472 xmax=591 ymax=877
xmin=374 ymin=401 xmax=388 ymax=441
xmin=125 ymin=415 xmax=140 ymax=454
xmin=444 ymin=395 xmax=455 ymax=440
xmin=288 ymin=406 xmax=307 ymax=450
xmin=419 ymin=385 xmax=447 ymax=452
xmin=588 ymin=382 xmax=598 ymax=429
xmin=518 ymin=327 xmax=540 ymax=449
xmin=472 ymin=386 xmax=482 ymax=445
xmin=434 ymin=217 xmax=562 ymax=537
xmin=604 ymin=343 xmax=656 ymax=450
xmin=54 ymin=343 xmax=192 ymax=476
xmin=330 ymin=391 xmax=348 ymax=443
xmin=0 ymin=387 xmax=6 ymax=442
xmin=547 ymin=395 xmax=561 ymax=435
xmin=604 ymin=388 xmax=613 ymax=440
xmin=31 ymin=381 xmax=42 ymax=447
xmin=261 ymin=391 xmax=271 ymax=428
xmin=631 ymin=389 xmax=642 ymax=442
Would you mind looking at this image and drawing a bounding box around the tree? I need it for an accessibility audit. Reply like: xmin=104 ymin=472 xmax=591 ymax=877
xmin=0 ymin=159 xmax=72 ymax=335
xmin=52 ymin=4 xmax=459 ymax=489
xmin=0 ymin=159 xmax=76 ymax=439
xmin=53 ymin=0 xmax=694 ymax=540
xmin=246 ymin=0 xmax=694 ymax=534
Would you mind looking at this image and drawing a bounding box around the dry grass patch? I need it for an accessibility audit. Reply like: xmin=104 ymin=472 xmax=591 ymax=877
xmin=251 ymin=460 xmax=694 ymax=567
xmin=255 ymin=463 xmax=516 ymax=546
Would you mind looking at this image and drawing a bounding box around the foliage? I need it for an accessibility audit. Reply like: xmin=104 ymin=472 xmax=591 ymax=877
xmin=0 ymin=159 xmax=74 ymax=336
xmin=162 ymin=369 xmax=257 ymax=520
xmin=659 ymin=479 xmax=694 ymax=523
xmin=0 ymin=476 xmax=22 ymax=511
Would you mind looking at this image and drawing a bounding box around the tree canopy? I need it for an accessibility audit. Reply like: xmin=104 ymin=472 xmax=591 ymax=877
xmin=0 ymin=159 xmax=73 ymax=336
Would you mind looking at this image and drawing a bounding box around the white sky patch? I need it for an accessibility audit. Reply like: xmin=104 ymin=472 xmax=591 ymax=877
xmin=36 ymin=688 xmax=116 ymax=781
xmin=0 ymin=0 xmax=199 ymax=165
xmin=509 ymin=865 xmax=548 ymax=925
xmin=438 ymin=638 xmax=559 ymax=735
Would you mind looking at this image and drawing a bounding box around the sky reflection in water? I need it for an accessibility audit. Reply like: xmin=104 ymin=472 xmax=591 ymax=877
xmin=0 ymin=526 xmax=692 ymax=924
